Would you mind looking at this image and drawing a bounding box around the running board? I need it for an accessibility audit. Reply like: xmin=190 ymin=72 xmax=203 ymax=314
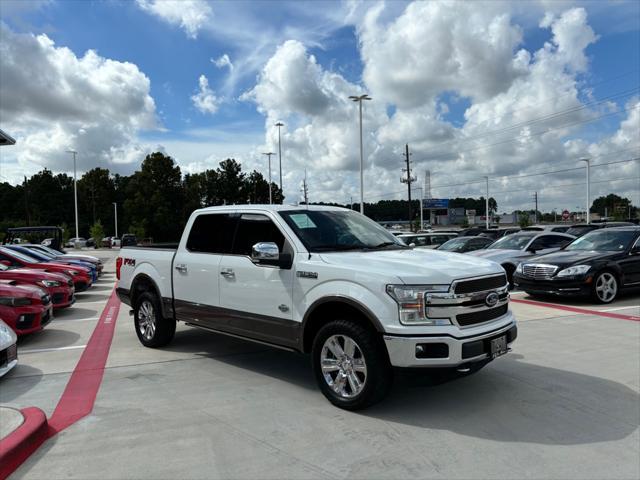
xmin=184 ymin=323 xmax=298 ymax=353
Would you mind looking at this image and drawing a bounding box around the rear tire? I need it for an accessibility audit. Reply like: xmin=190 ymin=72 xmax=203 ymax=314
xmin=134 ymin=291 xmax=176 ymax=347
xmin=312 ymin=319 xmax=392 ymax=410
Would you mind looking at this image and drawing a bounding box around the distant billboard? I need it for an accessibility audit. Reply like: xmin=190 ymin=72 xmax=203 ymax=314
xmin=422 ymin=198 xmax=449 ymax=209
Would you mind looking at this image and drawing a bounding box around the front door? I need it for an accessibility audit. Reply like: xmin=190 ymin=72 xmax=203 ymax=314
xmin=218 ymin=213 xmax=297 ymax=348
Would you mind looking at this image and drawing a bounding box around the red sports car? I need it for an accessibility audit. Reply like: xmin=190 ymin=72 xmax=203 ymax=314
xmin=0 ymin=246 xmax=93 ymax=292
xmin=0 ymin=263 xmax=75 ymax=309
xmin=0 ymin=280 xmax=53 ymax=335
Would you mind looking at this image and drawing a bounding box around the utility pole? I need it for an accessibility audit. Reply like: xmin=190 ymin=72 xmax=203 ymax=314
xmin=275 ymin=122 xmax=284 ymax=192
xmin=301 ymin=169 xmax=309 ymax=204
xmin=580 ymin=158 xmax=591 ymax=224
xmin=400 ymin=144 xmax=416 ymax=231
xmin=349 ymin=94 xmax=372 ymax=214
xmin=533 ymin=191 xmax=538 ymax=224
xmin=113 ymin=202 xmax=118 ymax=238
xmin=67 ymin=150 xmax=79 ymax=241
xmin=484 ymin=176 xmax=490 ymax=228
xmin=262 ymin=152 xmax=275 ymax=204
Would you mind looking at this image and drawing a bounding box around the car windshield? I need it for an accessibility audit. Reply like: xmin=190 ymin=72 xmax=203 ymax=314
xmin=438 ymin=238 xmax=468 ymax=251
xmin=16 ymin=248 xmax=51 ymax=261
xmin=38 ymin=246 xmax=61 ymax=256
xmin=566 ymin=225 xmax=597 ymax=236
xmin=487 ymin=233 xmax=536 ymax=250
xmin=0 ymin=247 xmax=37 ymax=264
xmin=565 ymin=230 xmax=637 ymax=252
xmin=279 ymin=210 xmax=407 ymax=252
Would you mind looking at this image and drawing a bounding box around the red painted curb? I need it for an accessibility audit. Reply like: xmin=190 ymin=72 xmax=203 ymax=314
xmin=0 ymin=407 xmax=49 ymax=480
xmin=511 ymin=298 xmax=640 ymax=322
xmin=48 ymin=289 xmax=121 ymax=434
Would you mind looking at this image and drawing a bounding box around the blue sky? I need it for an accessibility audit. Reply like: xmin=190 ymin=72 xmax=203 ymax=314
xmin=0 ymin=0 xmax=638 ymax=211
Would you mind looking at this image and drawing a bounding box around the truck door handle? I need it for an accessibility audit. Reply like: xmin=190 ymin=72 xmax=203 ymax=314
xmin=175 ymin=264 xmax=188 ymax=273
xmin=220 ymin=268 xmax=235 ymax=278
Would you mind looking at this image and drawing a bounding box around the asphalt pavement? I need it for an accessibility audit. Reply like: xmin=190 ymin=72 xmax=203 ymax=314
xmin=1 ymin=249 xmax=638 ymax=479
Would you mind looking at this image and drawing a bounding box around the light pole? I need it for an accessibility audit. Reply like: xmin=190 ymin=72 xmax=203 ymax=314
xmin=263 ymin=152 xmax=275 ymax=204
xmin=580 ymin=158 xmax=590 ymax=224
xmin=67 ymin=150 xmax=79 ymax=241
xmin=275 ymin=122 xmax=284 ymax=193
xmin=484 ymin=176 xmax=490 ymax=228
xmin=113 ymin=202 xmax=118 ymax=238
xmin=349 ymin=94 xmax=371 ymax=214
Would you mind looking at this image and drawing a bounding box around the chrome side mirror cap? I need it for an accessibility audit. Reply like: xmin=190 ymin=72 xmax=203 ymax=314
xmin=251 ymin=242 xmax=280 ymax=262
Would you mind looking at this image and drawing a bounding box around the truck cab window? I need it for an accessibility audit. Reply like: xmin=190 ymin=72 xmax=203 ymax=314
xmin=232 ymin=214 xmax=286 ymax=256
xmin=186 ymin=214 xmax=236 ymax=254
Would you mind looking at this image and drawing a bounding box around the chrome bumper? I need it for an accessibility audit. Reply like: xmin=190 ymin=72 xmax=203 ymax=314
xmin=383 ymin=312 xmax=517 ymax=368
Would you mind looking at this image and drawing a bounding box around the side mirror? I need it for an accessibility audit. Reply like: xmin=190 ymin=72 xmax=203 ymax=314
xmin=251 ymin=242 xmax=293 ymax=269
xmin=409 ymin=242 xmax=416 ymax=248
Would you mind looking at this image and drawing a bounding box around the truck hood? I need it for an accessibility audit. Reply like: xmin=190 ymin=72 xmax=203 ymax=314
xmin=318 ymin=249 xmax=502 ymax=284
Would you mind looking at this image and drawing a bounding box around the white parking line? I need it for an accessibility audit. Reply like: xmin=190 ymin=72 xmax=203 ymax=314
xmin=19 ymin=345 xmax=87 ymax=354
xmin=601 ymin=305 xmax=640 ymax=312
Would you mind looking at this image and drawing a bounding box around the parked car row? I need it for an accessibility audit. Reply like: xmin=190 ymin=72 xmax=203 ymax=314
xmin=428 ymin=226 xmax=639 ymax=303
xmin=0 ymin=245 xmax=104 ymax=376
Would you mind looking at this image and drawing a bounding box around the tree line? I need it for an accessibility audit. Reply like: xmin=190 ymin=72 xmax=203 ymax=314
xmin=1 ymin=152 xmax=283 ymax=242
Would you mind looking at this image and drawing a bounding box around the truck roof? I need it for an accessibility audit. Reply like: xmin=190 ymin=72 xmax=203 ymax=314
xmin=194 ymin=204 xmax=351 ymax=214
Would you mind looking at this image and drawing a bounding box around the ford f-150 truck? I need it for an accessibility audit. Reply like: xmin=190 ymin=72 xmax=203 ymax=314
xmin=116 ymin=205 xmax=517 ymax=409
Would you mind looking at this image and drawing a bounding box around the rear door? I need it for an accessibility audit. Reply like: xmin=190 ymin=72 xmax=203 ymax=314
xmin=172 ymin=212 xmax=237 ymax=326
xmin=218 ymin=213 xmax=297 ymax=348
xmin=619 ymin=235 xmax=640 ymax=286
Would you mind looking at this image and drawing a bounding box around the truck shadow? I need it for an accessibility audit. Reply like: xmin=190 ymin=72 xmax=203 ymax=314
xmin=171 ymin=329 xmax=639 ymax=445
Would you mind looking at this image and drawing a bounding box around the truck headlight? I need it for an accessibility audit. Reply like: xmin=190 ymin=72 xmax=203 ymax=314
xmin=386 ymin=284 xmax=451 ymax=326
xmin=557 ymin=265 xmax=590 ymax=277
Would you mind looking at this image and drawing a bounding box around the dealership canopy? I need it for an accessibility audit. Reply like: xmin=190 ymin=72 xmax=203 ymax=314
xmin=0 ymin=128 xmax=16 ymax=146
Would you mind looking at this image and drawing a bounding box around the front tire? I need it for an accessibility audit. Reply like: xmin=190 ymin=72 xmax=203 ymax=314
xmin=134 ymin=291 xmax=176 ymax=347
xmin=312 ymin=320 xmax=392 ymax=410
xmin=592 ymin=271 xmax=618 ymax=304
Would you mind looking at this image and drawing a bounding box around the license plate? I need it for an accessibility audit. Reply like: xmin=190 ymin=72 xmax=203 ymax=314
xmin=490 ymin=335 xmax=508 ymax=358
xmin=6 ymin=344 xmax=17 ymax=362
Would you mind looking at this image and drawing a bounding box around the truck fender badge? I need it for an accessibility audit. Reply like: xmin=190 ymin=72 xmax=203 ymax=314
xmin=485 ymin=292 xmax=499 ymax=307
xmin=278 ymin=304 xmax=290 ymax=312
xmin=296 ymin=271 xmax=318 ymax=279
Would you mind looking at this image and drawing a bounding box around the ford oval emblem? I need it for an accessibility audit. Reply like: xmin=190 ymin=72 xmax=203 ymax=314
xmin=485 ymin=292 xmax=499 ymax=307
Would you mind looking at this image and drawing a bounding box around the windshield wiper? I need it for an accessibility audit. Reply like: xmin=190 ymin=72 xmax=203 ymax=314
xmin=366 ymin=241 xmax=409 ymax=250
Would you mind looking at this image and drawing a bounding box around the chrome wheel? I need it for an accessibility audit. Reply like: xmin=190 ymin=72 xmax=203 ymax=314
xmin=138 ymin=300 xmax=156 ymax=340
xmin=595 ymin=272 xmax=617 ymax=303
xmin=321 ymin=334 xmax=367 ymax=399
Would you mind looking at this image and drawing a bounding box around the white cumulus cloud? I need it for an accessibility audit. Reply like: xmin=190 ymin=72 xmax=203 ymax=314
xmin=191 ymin=75 xmax=219 ymax=114
xmin=135 ymin=0 xmax=213 ymax=39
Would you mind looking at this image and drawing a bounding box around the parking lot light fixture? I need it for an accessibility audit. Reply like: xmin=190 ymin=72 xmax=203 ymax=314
xmin=349 ymin=94 xmax=372 ymax=214
xmin=67 ymin=150 xmax=79 ymax=241
xmin=263 ymin=152 xmax=275 ymax=204
xmin=580 ymin=158 xmax=590 ymax=224
xmin=484 ymin=176 xmax=489 ymax=229
xmin=113 ymin=202 xmax=118 ymax=238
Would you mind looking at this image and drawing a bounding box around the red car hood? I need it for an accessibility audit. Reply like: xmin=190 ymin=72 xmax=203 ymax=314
xmin=26 ymin=262 xmax=90 ymax=276
xmin=0 ymin=281 xmax=46 ymax=299
xmin=0 ymin=268 xmax=71 ymax=284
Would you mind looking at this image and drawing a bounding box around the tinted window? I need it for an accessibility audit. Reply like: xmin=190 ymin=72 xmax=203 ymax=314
xmin=566 ymin=225 xmax=598 ymax=237
xmin=532 ymin=235 xmax=571 ymax=249
xmin=488 ymin=233 xmax=536 ymax=250
xmin=566 ymin=229 xmax=638 ymax=252
xmin=186 ymin=214 xmax=236 ymax=254
xmin=232 ymin=214 xmax=285 ymax=256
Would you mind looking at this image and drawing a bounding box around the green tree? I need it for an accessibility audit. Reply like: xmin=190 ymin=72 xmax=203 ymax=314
xmin=518 ymin=212 xmax=531 ymax=228
xmin=78 ymin=168 xmax=116 ymax=234
xmin=591 ymin=194 xmax=633 ymax=220
xmin=89 ymin=221 xmax=105 ymax=248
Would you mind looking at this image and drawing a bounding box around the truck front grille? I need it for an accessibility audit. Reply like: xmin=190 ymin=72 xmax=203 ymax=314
xmin=522 ymin=264 xmax=558 ymax=279
xmin=457 ymin=304 xmax=508 ymax=327
xmin=454 ymin=274 xmax=507 ymax=294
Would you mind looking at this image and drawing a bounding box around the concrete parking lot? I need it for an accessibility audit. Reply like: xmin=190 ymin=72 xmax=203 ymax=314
xmin=1 ymin=249 xmax=638 ymax=479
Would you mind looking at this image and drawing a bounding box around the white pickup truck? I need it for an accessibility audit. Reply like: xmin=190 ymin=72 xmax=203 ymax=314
xmin=116 ymin=205 xmax=517 ymax=409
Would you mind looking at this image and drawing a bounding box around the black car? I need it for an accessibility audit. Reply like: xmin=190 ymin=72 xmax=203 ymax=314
xmin=437 ymin=236 xmax=494 ymax=253
xmin=514 ymin=226 xmax=640 ymax=303
xmin=478 ymin=227 xmax=520 ymax=240
xmin=121 ymin=234 xmax=137 ymax=247
xmin=565 ymin=222 xmax=635 ymax=238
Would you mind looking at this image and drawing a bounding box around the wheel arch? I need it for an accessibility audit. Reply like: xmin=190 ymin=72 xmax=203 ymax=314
xmin=130 ymin=274 xmax=170 ymax=319
xmin=300 ymin=296 xmax=384 ymax=353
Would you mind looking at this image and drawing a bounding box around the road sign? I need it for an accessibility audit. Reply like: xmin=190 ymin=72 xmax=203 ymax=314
xmin=423 ymin=198 xmax=449 ymax=209
xmin=562 ymin=210 xmax=570 ymax=220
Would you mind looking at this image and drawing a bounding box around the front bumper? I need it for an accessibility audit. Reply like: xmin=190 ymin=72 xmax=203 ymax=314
xmin=513 ymin=273 xmax=591 ymax=297
xmin=50 ymin=285 xmax=75 ymax=309
xmin=383 ymin=312 xmax=517 ymax=368
xmin=1 ymin=304 xmax=53 ymax=335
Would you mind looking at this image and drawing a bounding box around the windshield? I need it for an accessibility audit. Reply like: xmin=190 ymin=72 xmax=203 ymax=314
xmin=488 ymin=233 xmax=536 ymax=250
xmin=566 ymin=225 xmax=597 ymax=237
xmin=15 ymin=248 xmax=50 ymax=261
xmin=438 ymin=238 xmax=468 ymax=251
xmin=0 ymin=247 xmax=37 ymax=264
xmin=279 ymin=210 xmax=406 ymax=252
xmin=565 ymin=230 xmax=637 ymax=252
